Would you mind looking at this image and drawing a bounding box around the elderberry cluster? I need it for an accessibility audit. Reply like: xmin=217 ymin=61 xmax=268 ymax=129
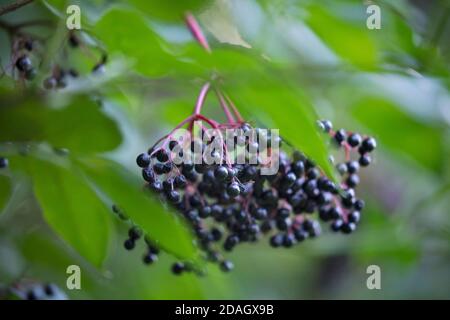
xmin=129 ymin=121 xmax=375 ymax=275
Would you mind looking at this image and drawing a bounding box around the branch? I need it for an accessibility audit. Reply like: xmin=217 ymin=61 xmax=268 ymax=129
xmin=0 ymin=0 xmax=34 ymax=16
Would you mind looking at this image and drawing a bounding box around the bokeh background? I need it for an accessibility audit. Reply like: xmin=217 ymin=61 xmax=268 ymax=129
xmin=0 ymin=0 xmax=449 ymax=299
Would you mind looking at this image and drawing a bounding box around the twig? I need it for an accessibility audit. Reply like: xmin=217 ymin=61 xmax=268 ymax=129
xmin=0 ymin=0 xmax=34 ymax=17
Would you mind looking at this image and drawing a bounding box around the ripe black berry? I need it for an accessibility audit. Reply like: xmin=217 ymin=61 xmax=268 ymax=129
xmin=15 ymin=55 xmax=32 ymax=72
xmin=347 ymin=133 xmax=362 ymax=147
xmin=346 ymin=161 xmax=359 ymax=174
xmin=318 ymin=120 xmax=333 ymax=133
xmin=128 ymin=226 xmax=142 ymax=240
xmin=354 ymin=199 xmax=365 ymax=211
xmin=334 ymin=129 xmax=346 ymax=145
xmin=291 ymin=161 xmax=305 ymax=176
xmin=226 ymin=182 xmax=240 ymax=198
xmin=346 ymin=174 xmax=360 ymax=188
xmin=167 ymin=190 xmax=181 ymax=203
xmin=360 ymin=137 xmax=377 ymax=153
xmin=142 ymin=168 xmax=155 ymax=182
xmin=136 ymin=153 xmax=150 ymax=168
xmin=341 ymin=222 xmax=356 ymax=234
xmin=282 ymin=234 xmax=295 ymax=248
xmin=331 ymin=219 xmax=344 ymax=232
xmin=150 ymin=181 xmax=163 ymax=193
xmin=143 ymin=253 xmax=158 ymax=265
xmin=214 ymin=166 xmax=228 ymax=181
xmin=199 ymin=206 xmax=211 ymax=218
xmin=348 ymin=211 xmax=360 ymax=223
xmin=172 ymin=262 xmax=185 ymax=275
xmin=220 ymin=260 xmax=234 ymax=272
xmin=124 ymin=239 xmax=135 ymax=250
xmin=26 ymin=290 xmax=37 ymax=300
xmin=153 ymin=163 xmax=165 ymax=175
xmin=359 ymin=154 xmax=371 ymax=167
xmin=44 ymin=283 xmax=56 ymax=296
xmin=69 ymin=34 xmax=79 ymax=47
xmin=294 ymin=228 xmax=308 ymax=242
xmin=24 ymin=39 xmax=33 ymax=51
xmin=156 ymin=149 xmax=169 ymax=162
xmin=0 ymin=157 xmax=8 ymax=168
xmin=270 ymin=233 xmax=284 ymax=247
xmin=174 ymin=175 xmax=187 ymax=188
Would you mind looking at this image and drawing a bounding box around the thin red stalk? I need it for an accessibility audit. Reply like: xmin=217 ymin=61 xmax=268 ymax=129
xmin=185 ymin=12 xmax=211 ymax=53
xmin=189 ymin=83 xmax=211 ymax=132
xmin=215 ymin=89 xmax=236 ymax=124
xmin=223 ymin=93 xmax=244 ymax=123
xmin=193 ymin=83 xmax=211 ymax=115
xmin=151 ymin=114 xmax=198 ymax=155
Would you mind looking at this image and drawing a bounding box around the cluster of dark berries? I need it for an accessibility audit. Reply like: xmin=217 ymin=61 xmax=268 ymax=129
xmin=4 ymin=282 xmax=67 ymax=300
xmin=0 ymin=157 xmax=8 ymax=169
xmin=11 ymin=37 xmax=36 ymax=82
xmin=9 ymin=29 xmax=106 ymax=89
xmin=43 ymin=67 xmax=79 ymax=90
xmin=112 ymin=205 xmax=162 ymax=267
xmin=42 ymin=33 xmax=107 ymax=90
xmin=130 ymin=121 xmax=375 ymax=275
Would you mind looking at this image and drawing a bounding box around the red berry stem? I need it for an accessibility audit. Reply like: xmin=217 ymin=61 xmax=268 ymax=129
xmin=223 ymin=92 xmax=244 ymax=123
xmin=215 ymin=88 xmax=236 ymax=124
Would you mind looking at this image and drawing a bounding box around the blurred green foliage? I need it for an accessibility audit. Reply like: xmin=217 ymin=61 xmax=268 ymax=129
xmin=0 ymin=0 xmax=449 ymax=299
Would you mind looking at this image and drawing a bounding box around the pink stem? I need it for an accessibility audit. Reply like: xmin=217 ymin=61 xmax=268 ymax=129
xmin=215 ymin=89 xmax=236 ymax=124
xmin=193 ymin=82 xmax=211 ymax=115
xmin=151 ymin=114 xmax=198 ymax=155
xmin=185 ymin=12 xmax=211 ymax=53
xmin=223 ymin=93 xmax=244 ymax=123
xmin=189 ymin=83 xmax=211 ymax=132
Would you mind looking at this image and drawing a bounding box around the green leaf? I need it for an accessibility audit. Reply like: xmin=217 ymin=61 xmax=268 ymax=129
xmin=128 ymin=0 xmax=209 ymax=21
xmin=225 ymin=73 xmax=336 ymax=180
xmin=78 ymin=157 xmax=198 ymax=261
xmin=305 ymin=5 xmax=378 ymax=68
xmin=0 ymin=175 xmax=12 ymax=214
xmin=29 ymin=158 xmax=112 ymax=267
xmin=351 ymin=97 xmax=444 ymax=172
xmin=95 ymin=8 xmax=181 ymax=77
xmin=0 ymin=95 xmax=122 ymax=154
